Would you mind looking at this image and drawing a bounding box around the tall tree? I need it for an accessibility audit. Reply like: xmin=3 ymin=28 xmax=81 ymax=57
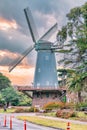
xmin=0 ymin=73 xmax=11 ymax=90
xmin=56 ymin=3 xmax=87 ymax=102
xmin=57 ymin=2 xmax=87 ymax=70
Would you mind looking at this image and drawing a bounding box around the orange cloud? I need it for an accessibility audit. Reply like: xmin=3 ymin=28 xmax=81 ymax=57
xmin=0 ymin=50 xmax=35 ymax=86
xmin=0 ymin=17 xmax=18 ymax=31
xmin=0 ymin=50 xmax=29 ymax=66
xmin=0 ymin=66 xmax=35 ymax=86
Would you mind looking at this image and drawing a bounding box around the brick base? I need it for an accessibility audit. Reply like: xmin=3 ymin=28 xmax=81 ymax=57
xmin=32 ymin=91 xmax=62 ymax=107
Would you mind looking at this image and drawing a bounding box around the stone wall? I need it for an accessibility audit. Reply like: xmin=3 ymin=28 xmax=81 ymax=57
xmin=32 ymin=91 xmax=62 ymax=107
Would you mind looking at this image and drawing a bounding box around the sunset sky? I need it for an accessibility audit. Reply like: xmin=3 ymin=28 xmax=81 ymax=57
xmin=0 ymin=0 xmax=86 ymax=86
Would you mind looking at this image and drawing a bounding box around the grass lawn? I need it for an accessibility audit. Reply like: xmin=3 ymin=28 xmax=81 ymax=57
xmin=17 ymin=116 xmax=87 ymax=130
xmin=44 ymin=111 xmax=87 ymax=121
xmin=0 ymin=108 xmax=16 ymax=113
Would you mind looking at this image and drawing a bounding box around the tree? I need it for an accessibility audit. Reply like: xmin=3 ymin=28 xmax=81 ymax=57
xmin=57 ymin=2 xmax=87 ymax=70
xmin=0 ymin=87 xmax=32 ymax=106
xmin=67 ymin=70 xmax=87 ymax=102
xmin=1 ymin=87 xmax=20 ymax=106
xmin=0 ymin=73 xmax=11 ymax=90
xmin=56 ymin=2 xmax=87 ymax=102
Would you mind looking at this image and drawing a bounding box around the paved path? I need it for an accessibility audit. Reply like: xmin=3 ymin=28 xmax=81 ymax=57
xmin=0 ymin=113 xmax=63 ymax=130
xmin=0 ymin=113 xmax=87 ymax=130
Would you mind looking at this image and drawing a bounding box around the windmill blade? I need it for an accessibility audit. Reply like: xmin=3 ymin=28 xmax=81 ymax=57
xmin=9 ymin=45 xmax=34 ymax=72
xmin=24 ymin=7 xmax=39 ymax=43
xmin=40 ymin=23 xmax=58 ymax=41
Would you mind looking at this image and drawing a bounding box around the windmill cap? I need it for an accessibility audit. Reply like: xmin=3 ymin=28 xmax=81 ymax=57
xmin=35 ymin=40 xmax=53 ymax=50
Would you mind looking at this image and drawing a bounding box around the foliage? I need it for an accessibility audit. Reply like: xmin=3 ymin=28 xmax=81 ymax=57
xmin=0 ymin=87 xmax=32 ymax=106
xmin=0 ymin=108 xmax=16 ymax=113
xmin=57 ymin=2 xmax=87 ymax=71
xmin=14 ymin=108 xmax=30 ymax=113
xmin=1 ymin=87 xmax=20 ymax=106
xmin=43 ymin=102 xmax=65 ymax=111
xmin=67 ymin=70 xmax=87 ymax=102
xmin=0 ymin=73 xmax=11 ymax=90
xmin=75 ymin=102 xmax=87 ymax=110
xmin=14 ymin=106 xmax=36 ymax=113
xmin=56 ymin=109 xmax=76 ymax=118
xmin=29 ymin=107 xmax=34 ymax=112
xmin=0 ymin=93 xmax=5 ymax=106
xmin=18 ymin=92 xmax=32 ymax=106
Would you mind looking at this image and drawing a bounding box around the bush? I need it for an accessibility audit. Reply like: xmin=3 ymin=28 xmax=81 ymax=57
xmin=14 ymin=106 xmax=39 ymax=113
xmin=56 ymin=109 xmax=76 ymax=119
xmin=14 ymin=107 xmax=32 ymax=113
xmin=14 ymin=108 xmax=25 ymax=113
xmin=34 ymin=107 xmax=39 ymax=112
xmin=64 ymin=102 xmax=75 ymax=109
xmin=75 ymin=102 xmax=87 ymax=111
xmin=43 ymin=102 xmax=65 ymax=111
xmin=28 ymin=107 xmax=34 ymax=112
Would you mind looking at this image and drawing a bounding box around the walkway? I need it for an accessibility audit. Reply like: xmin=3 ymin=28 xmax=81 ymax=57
xmin=0 ymin=113 xmax=63 ymax=130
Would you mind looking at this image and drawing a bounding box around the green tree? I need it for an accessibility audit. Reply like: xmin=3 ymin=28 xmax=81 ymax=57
xmin=67 ymin=70 xmax=87 ymax=102
xmin=57 ymin=2 xmax=87 ymax=69
xmin=1 ymin=87 xmax=20 ymax=106
xmin=0 ymin=93 xmax=5 ymax=105
xmin=18 ymin=92 xmax=32 ymax=106
xmin=0 ymin=73 xmax=11 ymax=90
xmin=57 ymin=2 xmax=87 ymax=102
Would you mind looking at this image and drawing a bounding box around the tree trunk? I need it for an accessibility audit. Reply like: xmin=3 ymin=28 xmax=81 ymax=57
xmin=78 ymin=91 xmax=82 ymax=103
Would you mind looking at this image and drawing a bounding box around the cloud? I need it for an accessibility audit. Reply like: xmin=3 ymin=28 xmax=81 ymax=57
xmin=0 ymin=50 xmax=33 ymax=67
xmin=0 ymin=66 xmax=35 ymax=85
xmin=0 ymin=17 xmax=18 ymax=31
xmin=0 ymin=0 xmax=86 ymax=85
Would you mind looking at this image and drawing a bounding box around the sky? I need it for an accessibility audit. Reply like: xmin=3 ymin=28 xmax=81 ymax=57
xmin=0 ymin=0 xmax=86 ymax=86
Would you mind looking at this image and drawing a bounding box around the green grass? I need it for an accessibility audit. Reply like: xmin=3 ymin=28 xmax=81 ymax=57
xmin=17 ymin=116 xmax=87 ymax=130
xmin=44 ymin=112 xmax=56 ymax=117
xmin=0 ymin=108 xmax=16 ymax=113
xmin=44 ymin=111 xmax=87 ymax=121
xmin=77 ymin=112 xmax=87 ymax=118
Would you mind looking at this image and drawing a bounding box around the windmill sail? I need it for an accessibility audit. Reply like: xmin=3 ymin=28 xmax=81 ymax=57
xmin=24 ymin=7 xmax=39 ymax=43
xmin=9 ymin=45 xmax=34 ymax=72
xmin=39 ymin=23 xmax=57 ymax=41
xmin=9 ymin=7 xmax=58 ymax=73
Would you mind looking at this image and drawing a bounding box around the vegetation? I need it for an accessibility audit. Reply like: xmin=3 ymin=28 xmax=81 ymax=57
xmin=0 ymin=73 xmax=32 ymax=107
xmin=0 ymin=73 xmax=11 ymax=90
xmin=43 ymin=102 xmax=65 ymax=111
xmin=0 ymin=88 xmax=32 ymax=107
xmin=56 ymin=109 xmax=76 ymax=118
xmin=1 ymin=87 xmax=20 ymax=106
xmin=57 ymin=2 xmax=87 ymax=102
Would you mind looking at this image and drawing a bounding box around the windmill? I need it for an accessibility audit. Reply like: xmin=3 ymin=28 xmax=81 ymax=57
xmin=9 ymin=7 xmax=63 ymax=107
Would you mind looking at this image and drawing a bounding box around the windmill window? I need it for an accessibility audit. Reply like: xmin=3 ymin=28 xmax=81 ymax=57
xmin=54 ymin=69 xmax=56 ymax=72
xmin=38 ymin=68 xmax=41 ymax=72
xmin=37 ymin=92 xmax=40 ymax=98
xmin=45 ymin=56 xmax=49 ymax=60
xmin=46 ymin=92 xmax=49 ymax=98
xmin=46 ymin=81 xmax=49 ymax=86
xmin=37 ymin=83 xmax=40 ymax=88
xmin=55 ymin=83 xmax=57 ymax=88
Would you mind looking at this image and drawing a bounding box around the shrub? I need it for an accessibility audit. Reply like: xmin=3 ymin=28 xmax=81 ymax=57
xmin=14 ymin=108 xmax=25 ymax=113
xmin=64 ymin=102 xmax=75 ymax=109
xmin=34 ymin=107 xmax=39 ymax=112
xmin=14 ymin=107 xmax=38 ymax=113
xmin=75 ymin=102 xmax=87 ymax=111
xmin=43 ymin=102 xmax=65 ymax=111
xmin=14 ymin=107 xmax=31 ymax=113
xmin=28 ymin=107 xmax=34 ymax=112
xmin=56 ymin=109 xmax=76 ymax=118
